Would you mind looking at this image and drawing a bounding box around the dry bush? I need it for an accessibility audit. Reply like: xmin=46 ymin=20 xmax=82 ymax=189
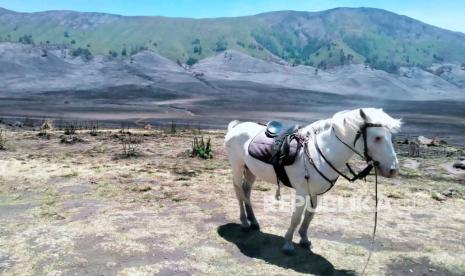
xmin=41 ymin=119 xmax=53 ymax=131
xmin=38 ymin=119 xmax=53 ymax=138
xmin=90 ymin=121 xmax=99 ymax=136
xmin=121 ymin=133 xmax=143 ymax=157
xmin=23 ymin=117 xmax=34 ymax=127
xmin=64 ymin=123 xmax=77 ymax=135
xmin=0 ymin=129 xmax=7 ymax=150
xmin=170 ymin=121 xmax=176 ymax=134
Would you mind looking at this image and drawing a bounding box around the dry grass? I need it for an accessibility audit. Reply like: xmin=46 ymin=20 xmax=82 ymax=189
xmin=0 ymin=128 xmax=464 ymax=275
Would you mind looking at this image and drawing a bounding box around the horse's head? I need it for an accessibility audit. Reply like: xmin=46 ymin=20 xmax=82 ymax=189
xmin=333 ymin=108 xmax=402 ymax=178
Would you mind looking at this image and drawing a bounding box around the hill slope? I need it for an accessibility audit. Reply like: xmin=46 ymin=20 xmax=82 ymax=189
xmin=1 ymin=43 xmax=463 ymax=102
xmin=1 ymin=7 xmax=465 ymax=71
xmin=192 ymin=50 xmax=465 ymax=100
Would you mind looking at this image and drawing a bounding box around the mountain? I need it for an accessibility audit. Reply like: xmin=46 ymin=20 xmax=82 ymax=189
xmin=1 ymin=42 xmax=463 ymax=102
xmin=192 ymin=50 xmax=465 ymax=100
xmin=1 ymin=7 xmax=465 ymax=72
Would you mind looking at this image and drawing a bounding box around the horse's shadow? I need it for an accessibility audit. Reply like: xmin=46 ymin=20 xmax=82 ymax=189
xmin=217 ymin=223 xmax=356 ymax=276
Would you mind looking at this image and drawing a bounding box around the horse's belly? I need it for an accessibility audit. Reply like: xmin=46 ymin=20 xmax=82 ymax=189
xmin=243 ymin=153 xmax=277 ymax=184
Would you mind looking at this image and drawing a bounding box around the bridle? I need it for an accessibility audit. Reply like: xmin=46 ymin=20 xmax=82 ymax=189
xmin=303 ymin=118 xmax=387 ymax=276
xmin=307 ymin=122 xmax=384 ymax=187
xmin=333 ymin=122 xmax=383 ymax=180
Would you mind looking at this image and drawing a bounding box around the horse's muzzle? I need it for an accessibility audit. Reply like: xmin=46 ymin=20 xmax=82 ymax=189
xmin=377 ymin=166 xmax=399 ymax=178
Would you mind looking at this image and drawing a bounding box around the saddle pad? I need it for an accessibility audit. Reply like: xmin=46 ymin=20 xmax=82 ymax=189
xmin=248 ymin=130 xmax=300 ymax=165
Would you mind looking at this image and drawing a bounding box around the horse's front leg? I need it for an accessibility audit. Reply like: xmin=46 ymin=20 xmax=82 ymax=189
xmin=298 ymin=195 xmax=317 ymax=250
xmin=282 ymin=191 xmax=306 ymax=255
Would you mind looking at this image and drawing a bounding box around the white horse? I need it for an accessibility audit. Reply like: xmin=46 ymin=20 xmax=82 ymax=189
xmin=224 ymin=108 xmax=401 ymax=254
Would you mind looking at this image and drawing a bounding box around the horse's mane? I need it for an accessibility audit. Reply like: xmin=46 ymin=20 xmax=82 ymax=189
xmin=308 ymin=108 xmax=401 ymax=136
xmin=308 ymin=118 xmax=332 ymax=133
xmin=334 ymin=108 xmax=401 ymax=135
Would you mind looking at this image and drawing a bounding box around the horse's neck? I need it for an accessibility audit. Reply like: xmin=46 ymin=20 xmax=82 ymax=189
xmin=313 ymin=127 xmax=355 ymax=179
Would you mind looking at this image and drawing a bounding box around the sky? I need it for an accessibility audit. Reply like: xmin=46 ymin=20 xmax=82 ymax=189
xmin=0 ymin=0 xmax=464 ymax=33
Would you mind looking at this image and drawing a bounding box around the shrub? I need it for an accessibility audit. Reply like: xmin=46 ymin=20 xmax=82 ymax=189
xmin=191 ymin=136 xmax=213 ymax=159
xmin=71 ymin=47 xmax=93 ymax=61
xmin=248 ymin=43 xmax=257 ymax=49
xmin=215 ymin=39 xmax=228 ymax=52
xmin=433 ymin=54 xmax=444 ymax=62
xmin=18 ymin=34 xmax=33 ymax=44
xmin=186 ymin=57 xmax=198 ymax=66
xmin=108 ymin=50 xmax=118 ymax=58
xmin=193 ymin=46 xmax=202 ymax=55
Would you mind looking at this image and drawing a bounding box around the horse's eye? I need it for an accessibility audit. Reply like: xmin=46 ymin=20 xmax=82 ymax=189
xmin=375 ymin=136 xmax=383 ymax=142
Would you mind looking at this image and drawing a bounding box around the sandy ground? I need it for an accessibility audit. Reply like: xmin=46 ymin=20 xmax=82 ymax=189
xmin=0 ymin=127 xmax=464 ymax=275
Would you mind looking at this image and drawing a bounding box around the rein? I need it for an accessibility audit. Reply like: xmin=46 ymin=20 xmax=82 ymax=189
xmin=309 ymin=122 xmax=382 ymax=184
xmin=303 ymin=121 xmax=382 ymax=275
xmin=360 ymin=166 xmax=378 ymax=276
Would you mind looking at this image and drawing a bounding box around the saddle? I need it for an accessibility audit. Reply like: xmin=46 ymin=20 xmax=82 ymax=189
xmin=248 ymin=121 xmax=302 ymax=187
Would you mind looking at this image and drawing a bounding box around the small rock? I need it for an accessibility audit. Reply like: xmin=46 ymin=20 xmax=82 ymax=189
xmin=452 ymin=161 xmax=465 ymax=170
xmin=417 ymin=136 xmax=433 ymax=145
xmin=60 ymin=135 xmax=84 ymax=144
xmin=9 ymin=121 xmax=23 ymax=128
xmin=106 ymin=262 xmax=117 ymax=268
xmin=133 ymin=185 xmax=151 ymax=192
xmin=442 ymin=188 xmax=459 ymax=198
xmin=432 ymin=192 xmax=446 ymax=202
xmin=55 ymin=214 xmax=66 ymax=220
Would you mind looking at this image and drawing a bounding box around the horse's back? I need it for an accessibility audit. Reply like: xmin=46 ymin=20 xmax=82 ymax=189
xmin=225 ymin=121 xmax=264 ymax=160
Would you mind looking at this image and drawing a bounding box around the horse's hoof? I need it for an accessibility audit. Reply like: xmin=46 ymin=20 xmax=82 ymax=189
xmin=249 ymin=223 xmax=260 ymax=231
xmin=282 ymin=242 xmax=295 ymax=255
xmin=299 ymin=240 xmax=312 ymax=250
xmin=240 ymin=223 xmax=251 ymax=232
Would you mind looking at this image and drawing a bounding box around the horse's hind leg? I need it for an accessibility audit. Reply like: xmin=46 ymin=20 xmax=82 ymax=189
xmin=231 ymin=162 xmax=249 ymax=228
xmin=243 ymin=167 xmax=259 ymax=230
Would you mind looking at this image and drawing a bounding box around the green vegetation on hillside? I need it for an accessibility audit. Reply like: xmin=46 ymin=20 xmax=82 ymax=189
xmin=1 ymin=7 xmax=465 ymax=71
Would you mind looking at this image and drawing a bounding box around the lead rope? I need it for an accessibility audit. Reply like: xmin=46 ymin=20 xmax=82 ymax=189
xmin=275 ymin=178 xmax=281 ymax=200
xmin=360 ymin=166 xmax=378 ymax=275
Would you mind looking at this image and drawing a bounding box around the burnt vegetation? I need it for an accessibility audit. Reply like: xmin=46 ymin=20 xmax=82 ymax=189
xmin=0 ymin=129 xmax=7 ymax=150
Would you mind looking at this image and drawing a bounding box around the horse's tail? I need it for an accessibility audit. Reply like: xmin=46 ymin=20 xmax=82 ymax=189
xmin=227 ymin=120 xmax=240 ymax=132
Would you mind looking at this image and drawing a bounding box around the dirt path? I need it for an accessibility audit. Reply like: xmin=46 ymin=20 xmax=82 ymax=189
xmin=0 ymin=129 xmax=464 ymax=275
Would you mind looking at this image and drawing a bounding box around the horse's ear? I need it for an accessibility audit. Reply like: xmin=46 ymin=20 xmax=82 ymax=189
xmin=359 ymin=109 xmax=367 ymax=121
